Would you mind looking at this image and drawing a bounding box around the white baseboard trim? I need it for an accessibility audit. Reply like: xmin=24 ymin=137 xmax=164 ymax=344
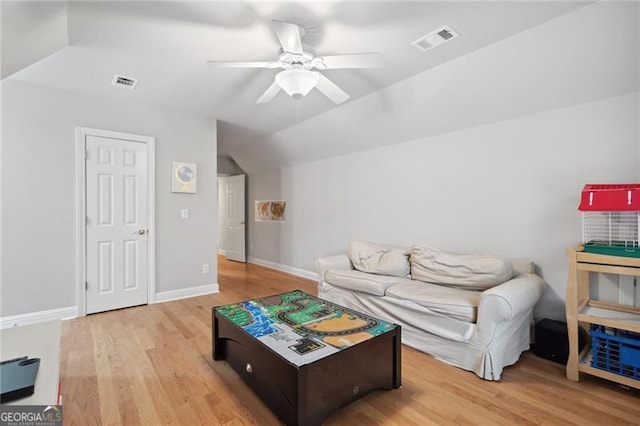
xmin=247 ymin=257 xmax=317 ymax=282
xmin=155 ymin=283 xmax=220 ymax=304
xmin=0 ymin=306 xmax=77 ymax=329
xmin=218 ymin=249 xmax=227 ymax=255
xmin=0 ymin=284 xmax=222 ymax=328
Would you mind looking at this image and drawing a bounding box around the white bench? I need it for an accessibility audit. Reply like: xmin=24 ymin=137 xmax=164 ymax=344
xmin=1 ymin=320 xmax=62 ymax=405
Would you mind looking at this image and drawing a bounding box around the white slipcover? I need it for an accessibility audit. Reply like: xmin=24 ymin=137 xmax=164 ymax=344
xmin=315 ymin=251 xmax=545 ymax=380
xmin=411 ymin=244 xmax=514 ymax=290
xmin=347 ymin=241 xmax=411 ymax=278
xmin=325 ymin=269 xmax=409 ymax=296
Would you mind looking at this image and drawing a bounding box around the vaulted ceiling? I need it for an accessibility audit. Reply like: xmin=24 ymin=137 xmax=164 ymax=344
xmin=3 ymin=1 xmax=592 ymax=155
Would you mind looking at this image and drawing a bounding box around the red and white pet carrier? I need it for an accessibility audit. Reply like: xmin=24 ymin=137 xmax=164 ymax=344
xmin=579 ymin=184 xmax=640 ymax=257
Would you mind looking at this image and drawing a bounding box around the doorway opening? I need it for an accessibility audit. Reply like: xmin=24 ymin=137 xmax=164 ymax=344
xmin=217 ymin=155 xmax=246 ymax=263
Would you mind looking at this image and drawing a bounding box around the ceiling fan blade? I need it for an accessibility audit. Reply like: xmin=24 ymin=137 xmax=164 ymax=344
xmin=207 ymin=61 xmax=280 ymax=69
xmin=256 ymin=81 xmax=282 ymax=104
xmin=316 ymin=53 xmax=383 ymax=70
xmin=271 ymin=20 xmax=303 ymax=54
xmin=315 ymin=74 xmax=350 ymax=104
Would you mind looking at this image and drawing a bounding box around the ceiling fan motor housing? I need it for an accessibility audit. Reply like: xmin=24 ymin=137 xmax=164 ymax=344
xmin=278 ymin=52 xmax=315 ymax=70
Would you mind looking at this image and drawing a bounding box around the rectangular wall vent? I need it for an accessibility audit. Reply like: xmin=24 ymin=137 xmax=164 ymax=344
xmin=411 ymin=25 xmax=459 ymax=52
xmin=111 ymin=74 xmax=139 ymax=90
xmin=438 ymin=29 xmax=454 ymax=40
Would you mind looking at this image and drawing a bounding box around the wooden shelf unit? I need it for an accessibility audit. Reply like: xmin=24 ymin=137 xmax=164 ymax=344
xmin=566 ymin=248 xmax=640 ymax=389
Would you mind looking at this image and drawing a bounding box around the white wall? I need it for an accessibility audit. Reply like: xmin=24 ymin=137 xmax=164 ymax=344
xmin=248 ymin=93 xmax=639 ymax=320
xmin=1 ymin=79 xmax=218 ymax=317
xmin=243 ymin=2 xmax=640 ymax=320
xmin=247 ymin=170 xmax=282 ymax=259
xmin=217 ymin=156 xmax=243 ymax=176
xmin=0 ymin=2 xmax=68 ymax=79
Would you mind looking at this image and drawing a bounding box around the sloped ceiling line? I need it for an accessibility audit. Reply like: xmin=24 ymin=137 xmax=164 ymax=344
xmin=1 ymin=1 xmax=69 ymax=79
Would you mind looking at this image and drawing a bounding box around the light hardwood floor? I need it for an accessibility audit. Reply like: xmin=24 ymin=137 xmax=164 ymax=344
xmin=60 ymin=255 xmax=640 ymax=425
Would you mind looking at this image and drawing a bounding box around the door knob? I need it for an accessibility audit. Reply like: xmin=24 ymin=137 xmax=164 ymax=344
xmin=137 ymin=229 xmax=146 ymax=235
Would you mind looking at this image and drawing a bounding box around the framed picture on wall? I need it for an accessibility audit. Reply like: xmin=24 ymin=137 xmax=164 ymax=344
xmin=171 ymin=161 xmax=197 ymax=193
xmin=255 ymin=200 xmax=287 ymax=222
xmin=270 ymin=201 xmax=286 ymax=221
xmin=255 ymin=201 xmax=270 ymax=221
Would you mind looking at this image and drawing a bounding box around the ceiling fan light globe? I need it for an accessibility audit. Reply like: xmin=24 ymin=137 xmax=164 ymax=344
xmin=275 ymin=69 xmax=319 ymax=99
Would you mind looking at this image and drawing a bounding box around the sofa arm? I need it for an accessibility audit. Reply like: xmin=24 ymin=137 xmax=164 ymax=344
xmin=471 ymin=273 xmax=545 ymax=345
xmin=481 ymin=273 xmax=545 ymax=319
xmin=315 ymin=255 xmax=354 ymax=284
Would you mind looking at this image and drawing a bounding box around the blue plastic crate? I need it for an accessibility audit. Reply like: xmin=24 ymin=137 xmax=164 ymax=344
xmin=590 ymin=325 xmax=640 ymax=380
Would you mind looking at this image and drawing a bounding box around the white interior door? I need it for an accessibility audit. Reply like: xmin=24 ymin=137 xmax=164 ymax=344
xmin=217 ymin=178 xmax=228 ymax=254
xmin=85 ymin=135 xmax=149 ymax=314
xmin=225 ymin=174 xmax=246 ymax=262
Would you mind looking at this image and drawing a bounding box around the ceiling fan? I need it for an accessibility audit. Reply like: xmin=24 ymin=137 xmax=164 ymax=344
xmin=207 ymin=20 xmax=383 ymax=105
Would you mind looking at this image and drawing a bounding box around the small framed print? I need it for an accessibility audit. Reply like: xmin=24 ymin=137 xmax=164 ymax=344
xmin=255 ymin=201 xmax=270 ymax=221
xmin=171 ymin=161 xmax=197 ymax=193
xmin=255 ymin=200 xmax=287 ymax=222
xmin=270 ymin=201 xmax=286 ymax=221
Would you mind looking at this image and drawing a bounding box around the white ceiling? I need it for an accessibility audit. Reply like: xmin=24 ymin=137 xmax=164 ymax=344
xmin=7 ymin=1 xmax=590 ymax=151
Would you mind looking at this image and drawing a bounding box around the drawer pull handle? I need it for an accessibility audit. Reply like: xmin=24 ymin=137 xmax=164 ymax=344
xmin=246 ymin=363 xmax=253 ymax=373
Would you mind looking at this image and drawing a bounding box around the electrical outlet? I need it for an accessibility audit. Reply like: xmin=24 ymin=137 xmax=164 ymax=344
xmin=202 ymin=263 xmax=210 ymax=274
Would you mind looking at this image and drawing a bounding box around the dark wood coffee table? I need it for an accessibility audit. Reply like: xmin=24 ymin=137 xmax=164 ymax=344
xmin=212 ymin=290 xmax=401 ymax=425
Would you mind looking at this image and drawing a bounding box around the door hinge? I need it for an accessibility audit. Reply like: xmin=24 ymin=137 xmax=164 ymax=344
xmin=85 ymin=282 xmax=88 ymax=291
xmin=84 ymin=150 xmax=88 ymax=159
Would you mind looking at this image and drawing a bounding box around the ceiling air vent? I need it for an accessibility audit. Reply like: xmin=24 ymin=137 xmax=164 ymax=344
xmin=411 ymin=25 xmax=459 ymax=52
xmin=111 ymin=74 xmax=139 ymax=90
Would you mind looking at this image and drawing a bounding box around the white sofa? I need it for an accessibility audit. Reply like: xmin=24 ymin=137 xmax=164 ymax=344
xmin=315 ymin=242 xmax=545 ymax=380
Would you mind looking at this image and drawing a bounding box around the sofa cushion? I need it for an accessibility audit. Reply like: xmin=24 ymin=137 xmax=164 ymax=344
xmin=511 ymin=259 xmax=535 ymax=274
xmin=410 ymin=245 xmax=514 ymax=291
xmin=347 ymin=241 xmax=410 ymax=278
xmin=385 ymin=281 xmax=481 ymax=323
xmin=325 ymin=269 xmax=410 ymax=296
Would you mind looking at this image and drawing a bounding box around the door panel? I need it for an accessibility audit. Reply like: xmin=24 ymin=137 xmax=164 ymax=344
xmin=124 ymin=240 xmax=139 ymax=289
xmin=123 ymin=175 xmax=138 ymax=224
xmin=86 ymin=135 xmax=148 ymax=314
xmin=97 ymin=242 xmax=114 ymax=293
xmin=98 ymin=174 xmax=113 ymax=225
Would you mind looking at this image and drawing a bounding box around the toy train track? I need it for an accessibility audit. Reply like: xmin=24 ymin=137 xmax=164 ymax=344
xmin=274 ymin=296 xmax=380 ymax=336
